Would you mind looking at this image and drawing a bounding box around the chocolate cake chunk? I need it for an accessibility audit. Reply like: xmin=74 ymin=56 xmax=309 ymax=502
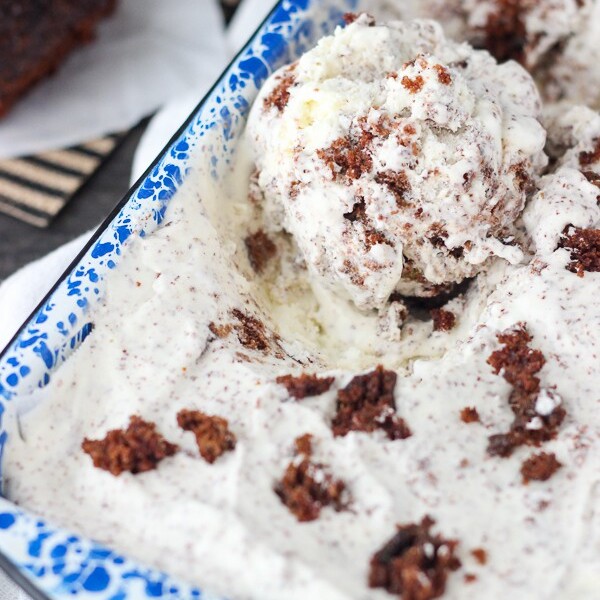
xmin=460 ymin=407 xmax=480 ymax=424
xmin=231 ymin=308 xmax=271 ymax=351
xmin=0 ymin=0 xmax=118 ymax=117
xmin=177 ymin=409 xmax=236 ymax=464
xmin=579 ymin=138 xmax=600 ymax=168
xmin=401 ymin=74 xmax=425 ymax=94
xmin=475 ymin=0 xmax=527 ymax=65
xmin=521 ymin=451 xmax=562 ymax=484
xmin=275 ymin=434 xmax=347 ymax=522
xmin=369 ymin=516 xmax=461 ymax=600
xmin=431 ymin=309 xmax=456 ymax=332
xmin=245 ymin=229 xmax=277 ymax=274
xmin=486 ymin=325 xmax=566 ymax=457
xmin=82 ymin=415 xmax=178 ymax=476
xmin=276 ymin=372 xmax=335 ymax=399
xmin=263 ymin=65 xmax=296 ymax=113
xmin=332 ymin=365 xmax=411 ymax=440
xmin=318 ymin=136 xmax=373 ymax=181
xmin=558 ymin=226 xmax=600 ymax=276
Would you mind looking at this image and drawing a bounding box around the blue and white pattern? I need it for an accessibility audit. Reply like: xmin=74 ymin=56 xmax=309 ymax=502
xmin=0 ymin=1 xmax=356 ymax=598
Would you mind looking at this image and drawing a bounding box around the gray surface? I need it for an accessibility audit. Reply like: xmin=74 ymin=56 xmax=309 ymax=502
xmin=0 ymin=121 xmax=148 ymax=282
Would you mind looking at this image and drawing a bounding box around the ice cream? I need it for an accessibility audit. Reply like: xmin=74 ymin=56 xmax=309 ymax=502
xmin=247 ymin=16 xmax=546 ymax=309
xmin=363 ymin=0 xmax=600 ymax=109
xmin=2 ymin=10 xmax=600 ymax=600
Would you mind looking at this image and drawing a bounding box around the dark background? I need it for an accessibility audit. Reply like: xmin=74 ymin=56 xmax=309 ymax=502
xmin=0 ymin=0 xmax=239 ymax=280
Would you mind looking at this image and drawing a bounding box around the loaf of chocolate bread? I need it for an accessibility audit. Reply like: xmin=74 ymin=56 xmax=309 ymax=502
xmin=0 ymin=0 xmax=117 ymax=118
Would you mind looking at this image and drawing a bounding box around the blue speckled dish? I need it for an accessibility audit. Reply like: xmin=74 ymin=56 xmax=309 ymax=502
xmin=0 ymin=1 xmax=356 ymax=598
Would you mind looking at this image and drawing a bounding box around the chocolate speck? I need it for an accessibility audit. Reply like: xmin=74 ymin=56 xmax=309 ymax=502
xmin=460 ymin=407 xmax=480 ymax=424
xmin=471 ymin=548 xmax=487 ymax=565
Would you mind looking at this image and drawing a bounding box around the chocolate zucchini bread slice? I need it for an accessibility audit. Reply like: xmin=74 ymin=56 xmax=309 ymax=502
xmin=0 ymin=0 xmax=117 ymax=118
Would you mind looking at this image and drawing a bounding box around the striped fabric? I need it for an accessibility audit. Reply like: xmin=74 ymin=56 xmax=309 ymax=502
xmin=0 ymin=133 xmax=124 ymax=227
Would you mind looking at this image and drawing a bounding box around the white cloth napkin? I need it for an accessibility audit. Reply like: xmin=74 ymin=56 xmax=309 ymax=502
xmin=0 ymin=0 xmax=228 ymax=159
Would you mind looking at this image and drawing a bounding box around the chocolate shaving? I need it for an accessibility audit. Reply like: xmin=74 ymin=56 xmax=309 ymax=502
xmin=558 ymin=225 xmax=600 ymax=276
xmin=177 ymin=409 xmax=236 ymax=464
xmin=276 ymin=372 xmax=335 ymax=399
xmin=275 ymin=434 xmax=347 ymax=522
xmin=369 ymin=516 xmax=461 ymax=600
xmin=520 ymin=451 xmax=562 ymax=484
xmin=332 ymin=365 xmax=411 ymax=440
xmin=82 ymin=416 xmax=178 ymax=476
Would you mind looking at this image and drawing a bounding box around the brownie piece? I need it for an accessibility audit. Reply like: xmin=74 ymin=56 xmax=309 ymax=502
xmin=245 ymin=229 xmax=277 ymax=274
xmin=275 ymin=434 xmax=347 ymax=522
xmin=486 ymin=325 xmax=565 ymax=457
xmin=558 ymin=225 xmax=600 ymax=277
xmin=82 ymin=415 xmax=178 ymax=476
xmin=276 ymin=372 xmax=335 ymax=399
xmin=332 ymin=365 xmax=412 ymax=440
xmin=177 ymin=409 xmax=236 ymax=464
xmin=0 ymin=0 xmax=117 ymax=117
xmin=369 ymin=516 xmax=461 ymax=600
xmin=521 ymin=451 xmax=562 ymax=484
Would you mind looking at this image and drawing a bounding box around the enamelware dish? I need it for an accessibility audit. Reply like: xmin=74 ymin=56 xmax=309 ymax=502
xmin=0 ymin=1 xmax=356 ymax=598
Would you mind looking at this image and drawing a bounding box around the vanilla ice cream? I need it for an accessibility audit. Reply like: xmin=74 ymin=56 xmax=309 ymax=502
xmin=247 ymin=16 xmax=546 ymax=309
xmin=3 ymin=9 xmax=600 ymax=600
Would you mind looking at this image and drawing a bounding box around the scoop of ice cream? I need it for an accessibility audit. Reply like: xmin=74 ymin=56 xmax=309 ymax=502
xmin=544 ymin=0 xmax=600 ymax=109
xmin=460 ymin=0 xmax=589 ymax=70
xmin=524 ymin=105 xmax=600 ymax=254
xmin=246 ymin=16 xmax=546 ymax=310
xmin=362 ymin=0 xmax=599 ymax=108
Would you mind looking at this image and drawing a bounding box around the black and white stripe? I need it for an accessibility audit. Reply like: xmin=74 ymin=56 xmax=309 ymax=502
xmin=0 ymin=133 xmax=124 ymax=227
